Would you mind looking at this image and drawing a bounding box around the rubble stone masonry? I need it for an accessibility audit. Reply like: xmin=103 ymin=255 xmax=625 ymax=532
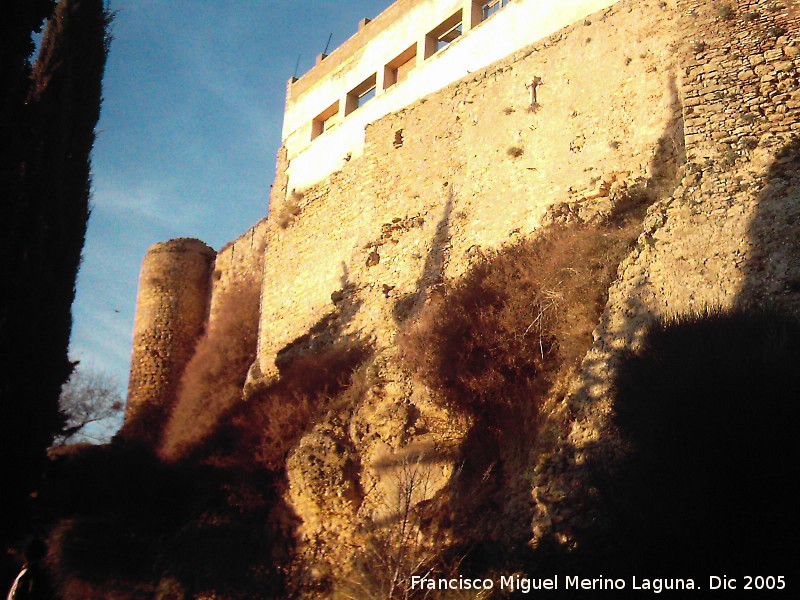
xmin=532 ymin=0 xmax=800 ymax=545
xmin=253 ymin=0 xmax=686 ymax=384
xmin=125 ymin=239 xmax=215 ymax=426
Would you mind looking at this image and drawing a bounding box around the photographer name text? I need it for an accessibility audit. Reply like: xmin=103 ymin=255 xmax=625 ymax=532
xmin=411 ymin=575 xmax=787 ymax=594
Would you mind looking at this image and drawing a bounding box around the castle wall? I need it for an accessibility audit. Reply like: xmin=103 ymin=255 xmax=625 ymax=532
xmin=253 ymin=0 xmax=685 ymax=384
xmin=534 ymin=0 xmax=800 ymax=543
xmin=117 ymin=0 xmax=800 ymax=572
xmin=124 ymin=239 xmax=215 ymax=432
xmin=598 ymin=0 xmax=800 ymax=338
xmin=209 ymin=217 xmax=270 ymax=327
xmin=283 ymin=0 xmax=618 ymax=191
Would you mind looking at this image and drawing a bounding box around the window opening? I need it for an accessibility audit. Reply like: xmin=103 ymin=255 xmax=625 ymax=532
xmin=358 ymin=86 xmax=376 ymax=106
xmin=311 ymin=100 xmax=339 ymax=140
xmin=425 ymin=12 xmax=463 ymax=58
xmin=480 ymin=0 xmax=511 ymax=21
xmin=345 ymin=73 xmax=378 ymax=115
xmin=384 ymin=44 xmax=417 ymax=89
xmin=436 ymin=21 xmax=462 ymax=51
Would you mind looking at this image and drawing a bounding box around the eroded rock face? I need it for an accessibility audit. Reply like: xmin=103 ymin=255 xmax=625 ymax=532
xmin=285 ymin=355 xmax=469 ymax=587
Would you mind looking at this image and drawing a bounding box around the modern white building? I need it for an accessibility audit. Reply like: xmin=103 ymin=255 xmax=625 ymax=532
xmin=282 ymin=0 xmax=617 ymax=190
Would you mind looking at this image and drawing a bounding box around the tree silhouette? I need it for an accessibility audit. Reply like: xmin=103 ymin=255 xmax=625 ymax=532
xmin=0 ymin=0 xmax=112 ymax=587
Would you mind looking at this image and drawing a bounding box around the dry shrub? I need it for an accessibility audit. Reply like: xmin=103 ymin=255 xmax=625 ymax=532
xmin=344 ymin=455 xmax=452 ymax=600
xmin=200 ymin=341 xmax=372 ymax=471
xmin=401 ymin=222 xmax=638 ymax=418
xmin=397 ymin=188 xmax=661 ymax=580
xmin=160 ymin=279 xmax=261 ymax=461
xmin=276 ymin=191 xmax=303 ymax=229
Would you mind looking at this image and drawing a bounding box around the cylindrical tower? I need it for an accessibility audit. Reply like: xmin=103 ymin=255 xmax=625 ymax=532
xmin=122 ymin=238 xmax=216 ymax=446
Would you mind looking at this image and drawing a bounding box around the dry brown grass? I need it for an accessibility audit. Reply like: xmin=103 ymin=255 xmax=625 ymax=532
xmin=160 ymin=279 xmax=261 ymax=461
xmin=195 ymin=341 xmax=372 ymax=471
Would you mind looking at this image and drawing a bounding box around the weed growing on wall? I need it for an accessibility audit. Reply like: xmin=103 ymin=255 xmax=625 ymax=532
xmin=276 ymin=190 xmax=304 ymax=228
xmin=716 ymin=2 xmax=735 ymax=20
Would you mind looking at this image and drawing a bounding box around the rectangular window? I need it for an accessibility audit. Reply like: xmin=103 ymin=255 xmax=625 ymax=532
xmin=345 ymin=73 xmax=377 ymax=115
xmin=384 ymin=44 xmax=417 ymax=89
xmin=311 ymin=100 xmax=339 ymax=140
xmin=480 ymin=0 xmax=511 ymax=21
xmin=425 ymin=11 xmax=463 ymax=59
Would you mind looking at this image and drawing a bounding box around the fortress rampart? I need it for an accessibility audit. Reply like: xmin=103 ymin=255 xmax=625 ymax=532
xmin=123 ymin=0 xmax=800 ymax=461
xmin=208 ymin=217 xmax=269 ymax=325
xmin=119 ymin=0 xmax=800 ymax=568
xmin=253 ymin=0 xmax=686 ymax=384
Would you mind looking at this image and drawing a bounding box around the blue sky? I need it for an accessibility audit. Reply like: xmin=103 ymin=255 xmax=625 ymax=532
xmin=71 ymin=1 xmax=393 ymax=392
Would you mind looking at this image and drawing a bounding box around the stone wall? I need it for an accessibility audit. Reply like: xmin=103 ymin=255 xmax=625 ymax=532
xmin=209 ymin=217 xmax=270 ymax=326
xmin=534 ymin=0 xmax=800 ymax=545
xmin=119 ymin=0 xmax=800 ymax=581
xmin=254 ymin=0 xmax=684 ymax=385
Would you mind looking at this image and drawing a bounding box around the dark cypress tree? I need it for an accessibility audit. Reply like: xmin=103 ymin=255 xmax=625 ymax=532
xmin=1 ymin=0 xmax=112 ymax=587
xmin=0 ymin=0 xmax=55 ymax=133
xmin=0 ymin=0 xmax=55 ymax=224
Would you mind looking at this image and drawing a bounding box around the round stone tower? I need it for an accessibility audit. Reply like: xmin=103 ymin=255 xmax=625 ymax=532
xmin=122 ymin=238 xmax=216 ymax=446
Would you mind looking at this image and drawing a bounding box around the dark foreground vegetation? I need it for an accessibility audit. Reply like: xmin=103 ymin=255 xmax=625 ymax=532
xmin=36 ymin=304 xmax=800 ymax=599
xmin=36 ymin=270 xmax=372 ymax=598
xmin=1 ymin=0 xmax=110 ymax=591
xmin=572 ymin=307 xmax=800 ymax=578
xmin=26 ymin=195 xmax=800 ymax=599
xmin=42 ymin=441 xmax=291 ymax=599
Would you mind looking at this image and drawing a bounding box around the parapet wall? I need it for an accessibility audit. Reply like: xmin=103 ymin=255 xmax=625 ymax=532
xmin=253 ymin=0 xmax=685 ymax=384
xmin=124 ymin=238 xmax=215 ymax=438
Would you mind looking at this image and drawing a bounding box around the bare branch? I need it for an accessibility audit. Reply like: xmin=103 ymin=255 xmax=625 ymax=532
xmin=54 ymin=367 xmax=124 ymax=445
